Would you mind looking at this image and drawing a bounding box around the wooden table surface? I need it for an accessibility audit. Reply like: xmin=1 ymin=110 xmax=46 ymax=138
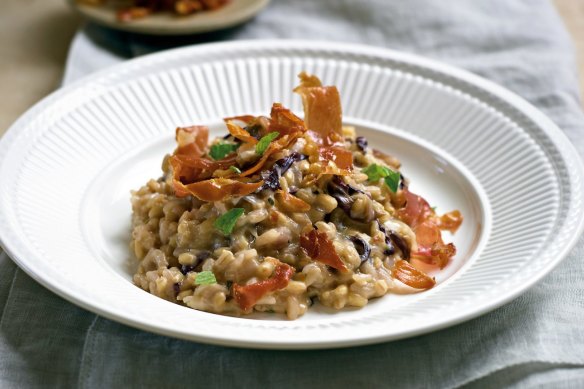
xmin=0 ymin=0 xmax=583 ymax=136
xmin=555 ymin=0 xmax=584 ymax=100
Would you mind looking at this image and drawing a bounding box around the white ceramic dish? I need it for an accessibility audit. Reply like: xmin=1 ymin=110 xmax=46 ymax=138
xmin=68 ymin=0 xmax=270 ymax=35
xmin=0 ymin=41 xmax=582 ymax=349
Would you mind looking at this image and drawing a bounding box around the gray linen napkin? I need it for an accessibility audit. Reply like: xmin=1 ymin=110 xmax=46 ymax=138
xmin=2 ymin=0 xmax=584 ymax=387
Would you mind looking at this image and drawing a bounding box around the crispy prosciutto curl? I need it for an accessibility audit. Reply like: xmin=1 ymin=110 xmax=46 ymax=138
xmin=412 ymin=221 xmax=457 ymax=268
xmin=437 ymin=210 xmax=463 ymax=233
xmin=268 ymin=103 xmax=307 ymax=138
xmin=224 ymin=105 xmax=307 ymax=179
xmin=300 ymin=229 xmax=348 ymax=272
xmin=397 ymin=188 xmax=462 ymax=268
xmin=170 ymin=112 xmax=305 ymax=201
xmin=169 ymin=122 xmax=297 ymax=200
xmin=170 ymin=154 xmax=237 ymax=184
xmin=222 ymin=115 xmax=257 ymax=125
xmin=226 ymin=104 xmax=306 ymax=147
xmin=396 ymin=189 xmax=434 ymax=229
xmin=175 ymin=125 xmax=209 ymax=156
xmin=239 ymin=132 xmax=303 ymax=178
xmin=276 ymin=190 xmax=311 ymax=213
xmin=392 ymin=260 xmax=436 ymax=290
xmin=173 ymin=178 xmax=263 ymax=202
xmin=225 ymin=122 xmax=258 ymax=144
xmin=233 ymin=261 xmax=295 ymax=311
xmin=294 ymin=72 xmax=353 ymax=174
xmin=319 ymin=146 xmax=353 ymax=170
xmin=294 ymin=72 xmax=343 ymax=138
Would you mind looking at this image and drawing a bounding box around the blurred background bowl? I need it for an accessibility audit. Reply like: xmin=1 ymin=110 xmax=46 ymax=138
xmin=67 ymin=0 xmax=270 ymax=35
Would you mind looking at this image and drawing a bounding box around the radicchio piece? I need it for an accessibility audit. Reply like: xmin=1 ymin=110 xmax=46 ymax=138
xmin=377 ymin=221 xmax=395 ymax=256
xmin=349 ymin=235 xmax=371 ymax=264
xmin=244 ymin=124 xmax=262 ymax=140
xmin=356 ymin=136 xmax=368 ymax=152
xmin=180 ymin=265 xmax=196 ymax=275
xmin=260 ymin=152 xmax=308 ymax=191
xmin=173 ymin=282 xmax=181 ymax=296
xmin=384 ymin=244 xmax=395 ymax=256
xmin=327 ymin=176 xmax=354 ymax=213
xmin=347 ymin=184 xmax=367 ymax=196
xmin=389 ymin=232 xmax=410 ymax=260
xmin=179 ymin=251 xmax=211 ymax=275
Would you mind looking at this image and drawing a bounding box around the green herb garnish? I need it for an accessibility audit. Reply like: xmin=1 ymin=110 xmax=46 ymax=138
xmin=195 ymin=271 xmax=217 ymax=285
xmin=209 ymin=143 xmax=239 ymax=160
xmin=362 ymin=164 xmax=391 ymax=181
xmin=229 ymin=166 xmax=242 ymax=174
xmin=384 ymin=170 xmax=401 ymax=193
xmin=214 ymin=208 xmax=245 ymax=235
xmin=255 ymin=132 xmax=280 ymax=155
xmin=362 ymin=163 xmax=400 ymax=193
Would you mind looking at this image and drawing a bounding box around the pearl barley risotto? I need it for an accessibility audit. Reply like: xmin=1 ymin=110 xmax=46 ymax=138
xmin=130 ymin=73 xmax=463 ymax=319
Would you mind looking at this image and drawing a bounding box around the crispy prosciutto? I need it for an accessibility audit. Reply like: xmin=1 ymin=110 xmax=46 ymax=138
xmin=268 ymin=103 xmax=307 ymax=138
xmin=170 ymin=154 xmax=237 ymax=183
xmin=397 ymin=188 xmax=462 ymax=268
xmin=239 ymin=133 xmax=303 ymax=177
xmin=294 ymin=72 xmax=343 ymax=138
xmin=225 ymin=121 xmax=259 ymax=144
xmin=412 ymin=220 xmax=456 ymax=268
xmin=276 ymin=190 xmax=311 ymax=212
xmin=294 ymin=74 xmax=353 ymax=173
xmin=233 ymin=262 xmax=295 ymax=311
xmin=437 ymin=210 xmax=463 ymax=233
xmin=173 ymin=178 xmax=263 ymax=202
xmin=175 ymin=125 xmax=209 ymax=156
xmin=396 ymin=189 xmax=433 ymax=229
xmin=300 ymin=229 xmax=348 ymax=272
xmin=318 ymin=146 xmax=353 ymax=170
xmin=392 ymin=260 xmax=436 ymax=289
xmin=222 ymin=115 xmax=257 ymax=125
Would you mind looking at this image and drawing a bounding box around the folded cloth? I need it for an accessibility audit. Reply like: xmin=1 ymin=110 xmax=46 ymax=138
xmin=2 ymin=1 xmax=584 ymax=387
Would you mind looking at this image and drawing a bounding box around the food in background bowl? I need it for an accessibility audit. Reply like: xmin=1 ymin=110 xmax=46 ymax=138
xmin=77 ymin=0 xmax=229 ymax=22
xmin=130 ymin=72 xmax=462 ymax=319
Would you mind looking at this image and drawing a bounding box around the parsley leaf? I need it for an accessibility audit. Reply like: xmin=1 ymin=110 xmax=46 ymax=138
xmin=209 ymin=143 xmax=239 ymax=160
xmin=214 ymin=208 xmax=245 ymax=235
xmin=255 ymin=132 xmax=280 ymax=155
xmin=362 ymin=163 xmax=400 ymax=193
xmin=384 ymin=170 xmax=401 ymax=193
xmin=229 ymin=166 xmax=241 ymax=174
xmin=195 ymin=271 xmax=217 ymax=285
xmin=362 ymin=164 xmax=390 ymax=181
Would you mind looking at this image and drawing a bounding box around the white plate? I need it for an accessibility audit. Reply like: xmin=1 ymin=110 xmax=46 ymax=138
xmin=0 ymin=41 xmax=583 ymax=349
xmin=68 ymin=0 xmax=270 ymax=35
